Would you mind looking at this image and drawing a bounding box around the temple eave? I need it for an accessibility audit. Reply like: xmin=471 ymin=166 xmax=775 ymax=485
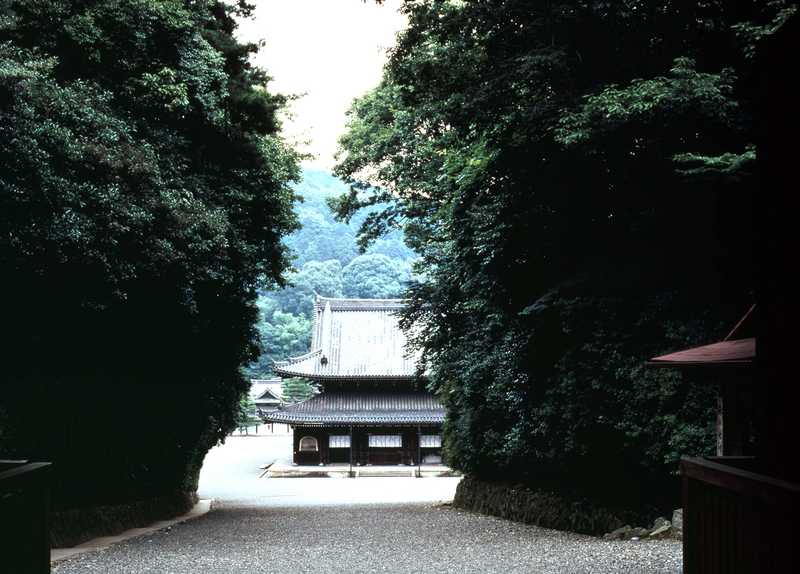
xmin=264 ymin=419 xmax=445 ymax=427
xmin=263 ymin=411 xmax=445 ymax=426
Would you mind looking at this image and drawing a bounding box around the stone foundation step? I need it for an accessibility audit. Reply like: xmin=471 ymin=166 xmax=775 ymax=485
xmin=354 ymin=468 xmax=415 ymax=477
xmin=263 ymin=463 xmax=457 ymax=479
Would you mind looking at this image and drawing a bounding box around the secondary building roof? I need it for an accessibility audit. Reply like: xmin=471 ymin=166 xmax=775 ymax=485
xmin=254 ymin=387 xmax=282 ymax=407
xmin=263 ymin=391 xmax=445 ymax=426
xmin=273 ymin=297 xmax=421 ymax=380
xmin=250 ymin=378 xmax=284 ymax=401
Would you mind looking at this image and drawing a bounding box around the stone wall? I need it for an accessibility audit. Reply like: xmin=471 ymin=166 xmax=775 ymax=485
xmin=50 ymin=491 xmax=197 ymax=548
xmin=453 ymin=477 xmax=641 ymax=536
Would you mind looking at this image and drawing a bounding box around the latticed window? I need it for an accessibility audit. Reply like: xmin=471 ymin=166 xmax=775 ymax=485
xmin=368 ymin=434 xmax=402 ymax=448
xmin=329 ymin=435 xmax=350 ymax=448
xmin=420 ymin=435 xmax=442 ymax=448
xmin=299 ymin=436 xmax=318 ymax=451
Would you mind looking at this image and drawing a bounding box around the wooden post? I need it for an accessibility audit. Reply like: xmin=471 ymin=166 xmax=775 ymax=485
xmin=349 ymin=425 xmax=354 ymax=477
xmin=681 ymin=460 xmax=694 ymax=574
xmin=417 ymin=425 xmax=422 ymax=478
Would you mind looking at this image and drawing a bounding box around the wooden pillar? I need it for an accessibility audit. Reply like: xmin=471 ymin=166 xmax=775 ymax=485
xmin=349 ymin=424 xmax=353 ymax=477
xmin=417 ymin=425 xmax=422 ymax=478
xmin=715 ymin=389 xmax=724 ymax=456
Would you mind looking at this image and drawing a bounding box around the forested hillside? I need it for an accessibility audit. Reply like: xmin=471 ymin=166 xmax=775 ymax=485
xmin=333 ymin=0 xmax=785 ymax=521
xmin=245 ymin=169 xmax=416 ymax=378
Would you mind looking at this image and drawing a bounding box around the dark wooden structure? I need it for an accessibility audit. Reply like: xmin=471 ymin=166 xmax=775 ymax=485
xmin=680 ymin=456 xmax=799 ymax=573
xmin=649 ymin=307 xmax=799 ymax=573
xmin=265 ymin=297 xmax=444 ymax=467
xmin=0 ymin=460 xmax=52 ymax=574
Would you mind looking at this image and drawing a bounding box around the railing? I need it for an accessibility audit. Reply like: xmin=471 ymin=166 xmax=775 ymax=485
xmin=681 ymin=456 xmax=800 ymax=574
xmin=0 ymin=460 xmax=52 ymax=574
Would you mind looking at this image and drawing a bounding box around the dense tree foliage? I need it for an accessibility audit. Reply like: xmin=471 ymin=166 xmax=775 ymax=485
xmin=244 ymin=170 xmax=416 ymax=378
xmin=334 ymin=0 xmax=783 ymax=511
xmin=236 ymin=393 xmax=260 ymax=429
xmin=281 ymin=378 xmax=317 ymax=405
xmin=342 ymin=254 xmax=410 ymax=299
xmin=0 ymin=0 xmax=299 ymax=508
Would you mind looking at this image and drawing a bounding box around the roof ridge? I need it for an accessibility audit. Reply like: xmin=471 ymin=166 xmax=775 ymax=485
xmin=316 ymin=296 xmax=406 ymax=303
xmin=275 ymin=297 xmax=419 ymax=379
xmin=255 ymin=387 xmax=282 ymax=401
xmin=314 ymin=296 xmax=407 ymax=312
xmin=273 ymin=348 xmax=322 ymax=367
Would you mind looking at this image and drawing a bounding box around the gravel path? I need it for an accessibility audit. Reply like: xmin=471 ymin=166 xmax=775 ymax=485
xmin=52 ymin=501 xmax=682 ymax=574
xmin=52 ymin=436 xmax=682 ymax=574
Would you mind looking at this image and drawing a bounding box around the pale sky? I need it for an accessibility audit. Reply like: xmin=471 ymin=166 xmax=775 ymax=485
xmin=236 ymin=0 xmax=406 ymax=171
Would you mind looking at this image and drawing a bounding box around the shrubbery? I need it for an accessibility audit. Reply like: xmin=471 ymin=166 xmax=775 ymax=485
xmin=333 ymin=0 xmax=780 ymax=512
xmin=0 ymin=0 xmax=298 ymax=510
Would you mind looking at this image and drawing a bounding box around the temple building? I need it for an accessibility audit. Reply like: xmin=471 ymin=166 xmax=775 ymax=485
xmin=264 ymin=297 xmax=445 ymax=466
xmin=249 ymin=378 xmax=284 ymax=419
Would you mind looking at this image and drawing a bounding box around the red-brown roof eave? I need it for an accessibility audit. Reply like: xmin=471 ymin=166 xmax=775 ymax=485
xmin=647 ymin=338 xmax=755 ymax=368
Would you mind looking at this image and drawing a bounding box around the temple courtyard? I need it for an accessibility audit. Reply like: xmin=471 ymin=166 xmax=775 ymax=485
xmin=52 ymin=431 xmax=682 ymax=573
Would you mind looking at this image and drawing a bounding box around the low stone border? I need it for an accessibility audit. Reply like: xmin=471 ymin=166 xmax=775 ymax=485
xmin=453 ymin=476 xmax=642 ymax=536
xmin=51 ymin=499 xmax=212 ymax=564
xmin=50 ymin=491 xmax=198 ymax=548
xmin=602 ymin=510 xmax=683 ymax=541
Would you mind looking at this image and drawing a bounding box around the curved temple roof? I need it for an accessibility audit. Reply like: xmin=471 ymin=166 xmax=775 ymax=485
xmin=263 ymin=391 xmax=445 ymax=426
xmin=273 ymin=297 xmax=421 ymax=380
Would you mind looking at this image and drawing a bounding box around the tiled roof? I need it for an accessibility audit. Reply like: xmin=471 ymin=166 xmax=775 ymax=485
xmin=273 ymin=297 xmax=421 ymax=380
xmin=254 ymin=387 xmax=282 ymax=405
xmin=648 ymin=338 xmax=755 ymax=367
xmin=249 ymin=378 xmax=283 ymax=401
xmin=262 ymin=391 xmax=445 ymax=425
